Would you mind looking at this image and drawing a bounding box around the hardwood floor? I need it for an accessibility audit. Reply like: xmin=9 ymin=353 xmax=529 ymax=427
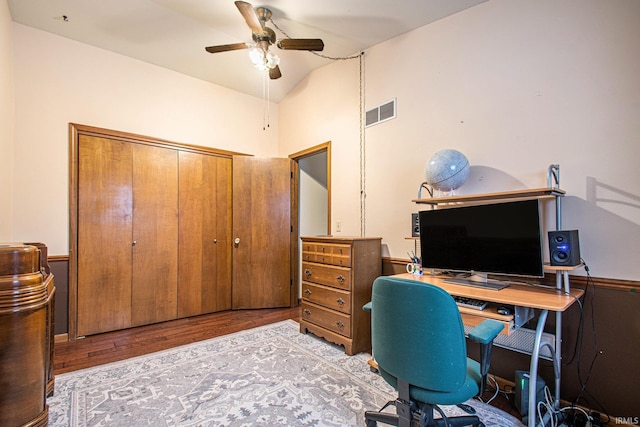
xmin=54 ymin=307 xmax=301 ymax=374
xmin=53 ymin=307 xmax=522 ymax=421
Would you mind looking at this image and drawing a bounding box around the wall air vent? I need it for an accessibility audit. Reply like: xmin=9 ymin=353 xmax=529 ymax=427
xmin=365 ymin=98 xmax=396 ymax=128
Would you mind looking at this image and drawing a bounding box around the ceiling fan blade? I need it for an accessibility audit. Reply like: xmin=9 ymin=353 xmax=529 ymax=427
xmin=235 ymin=1 xmax=264 ymax=35
xmin=269 ymin=65 xmax=282 ymax=80
xmin=205 ymin=43 xmax=249 ymax=54
xmin=277 ymin=38 xmax=324 ymax=51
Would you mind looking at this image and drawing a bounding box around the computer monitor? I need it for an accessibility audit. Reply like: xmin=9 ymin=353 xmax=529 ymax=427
xmin=419 ymin=199 xmax=544 ymax=289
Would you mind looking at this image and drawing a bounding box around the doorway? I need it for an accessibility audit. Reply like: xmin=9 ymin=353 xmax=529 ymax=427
xmin=289 ymin=142 xmax=331 ymax=301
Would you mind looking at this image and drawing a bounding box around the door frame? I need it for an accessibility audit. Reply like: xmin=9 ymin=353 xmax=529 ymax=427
xmin=288 ymin=141 xmax=332 ymax=306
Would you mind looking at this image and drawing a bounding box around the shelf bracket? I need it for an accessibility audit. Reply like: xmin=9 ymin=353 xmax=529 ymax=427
xmin=547 ymin=164 xmax=560 ymax=189
xmin=547 ymin=164 xmax=562 ymax=230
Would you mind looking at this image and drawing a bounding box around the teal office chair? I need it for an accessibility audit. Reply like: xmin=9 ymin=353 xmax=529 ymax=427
xmin=363 ymin=276 xmax=504 ymax=427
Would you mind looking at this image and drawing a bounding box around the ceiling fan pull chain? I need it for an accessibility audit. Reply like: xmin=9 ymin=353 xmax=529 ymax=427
xmin=262 ymin=72 xmax=266 ymax=130
xmin=266 ymin=75 xmax=271 ymax=129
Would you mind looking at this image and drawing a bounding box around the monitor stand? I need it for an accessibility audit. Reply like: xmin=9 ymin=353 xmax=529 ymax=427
xmin=443 ymin=272 xmax=510 ymax=291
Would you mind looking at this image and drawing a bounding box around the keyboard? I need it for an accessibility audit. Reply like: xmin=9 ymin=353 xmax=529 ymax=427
xmin=453 ymin=295 xmax=488 ymax=311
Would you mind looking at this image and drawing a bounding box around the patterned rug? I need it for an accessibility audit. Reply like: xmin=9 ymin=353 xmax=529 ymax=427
xmin=47 ymin=320 xmax=524 ymax=426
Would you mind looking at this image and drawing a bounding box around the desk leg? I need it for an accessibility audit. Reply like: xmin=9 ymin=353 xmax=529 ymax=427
xmin=554 ymin=270 xmax=571 ymax=410
xmin=555 ymin=310 xmax=562 ymax=410
xmin=529 ymin=309 xmax=548 ymax=427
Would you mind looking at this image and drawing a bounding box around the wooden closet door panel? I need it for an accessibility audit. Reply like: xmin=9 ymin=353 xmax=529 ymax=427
xmin=178 ymin=153 xmax=231 ymax=317
xmin=214 ymin=156 xmax=232 ymax=310
xmin=232 ymin=157 xmax=292 ymax=309
xmin=77 ymin=136 xmax=133 ymax=336
xmin=131 ymin=144 xmax=179 ymax=326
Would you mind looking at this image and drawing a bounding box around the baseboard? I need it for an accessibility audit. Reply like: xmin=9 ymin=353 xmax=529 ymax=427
xmin=54 ymin=333 xmax=69 ymax=343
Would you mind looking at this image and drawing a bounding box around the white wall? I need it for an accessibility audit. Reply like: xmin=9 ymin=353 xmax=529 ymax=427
xmin=0 ymin=2 xmax=13 ymax=240
xmin=279 ymin=58 xmax=362 ymax=238
xmin=280 ymin=0 xmax=640 ymax=281
xmin=11 ymin=24 xmax=279 ymax=255
xmin=299 ymin=152 xmax=328 ymax=237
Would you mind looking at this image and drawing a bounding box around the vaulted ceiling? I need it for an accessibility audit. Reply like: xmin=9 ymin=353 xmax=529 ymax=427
xmin=7 ymin=0 xmax=487 ymax=102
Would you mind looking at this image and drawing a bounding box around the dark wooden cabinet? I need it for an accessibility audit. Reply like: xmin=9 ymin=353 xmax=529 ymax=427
xmin=0 ymin=243 xmax=54 ymax=427
xmin=300 ymin=236 xmax=381 ymax=355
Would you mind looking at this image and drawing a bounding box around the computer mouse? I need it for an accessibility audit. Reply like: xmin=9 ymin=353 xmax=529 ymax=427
xmin=497 ymin=306 xmax=512 ymax=316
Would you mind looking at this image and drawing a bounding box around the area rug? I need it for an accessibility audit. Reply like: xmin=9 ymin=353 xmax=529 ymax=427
xmin=47 ymin=320 xmax=524 ymax=426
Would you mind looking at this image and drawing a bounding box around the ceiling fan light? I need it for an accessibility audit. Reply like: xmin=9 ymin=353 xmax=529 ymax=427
xmin=265 ymin=52 xmax=280 ymax=69
xmin=248 ymin=47 xmax=264 ymax=67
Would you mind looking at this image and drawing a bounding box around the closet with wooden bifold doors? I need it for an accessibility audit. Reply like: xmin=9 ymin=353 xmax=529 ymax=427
xmin=72 ymin=125 xmax=232 ymax=338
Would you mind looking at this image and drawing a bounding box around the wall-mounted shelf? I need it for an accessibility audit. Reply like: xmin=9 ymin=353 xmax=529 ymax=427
xmin=544 ymin=263 xmax=584 ymax=273
xmin=412 ymin=187 xmax=565 ymax=205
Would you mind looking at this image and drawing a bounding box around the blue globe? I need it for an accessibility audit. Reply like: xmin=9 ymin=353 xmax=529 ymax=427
xmin=424 ymin=149 xmax=470 ymax=191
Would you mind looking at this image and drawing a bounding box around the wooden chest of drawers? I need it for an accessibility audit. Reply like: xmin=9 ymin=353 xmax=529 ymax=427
xmin=300 ymin=236 xmax=381 ymax=355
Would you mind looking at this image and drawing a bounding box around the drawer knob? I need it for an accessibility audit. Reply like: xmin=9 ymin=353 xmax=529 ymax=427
xmin=336 ymin=321 xmax=345 ymax=329
xmin=336 ymin=298 xmax=345 ymax=306
xmin=304 ymin=289 xmax=312 ymax=296
xmin=336 ymin=275 xmax=345 ymax=284
xmin=304 ymin=269 xmax=312 ymax=278
xmin=303 ymin=309 xmax=311 ymax=317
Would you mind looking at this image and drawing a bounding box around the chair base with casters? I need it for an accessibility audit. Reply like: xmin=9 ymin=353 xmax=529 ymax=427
xmin=362 ymin=277 xmax=504 ymax=427
xmin=364 ymin=380 xmax=484 ymax=427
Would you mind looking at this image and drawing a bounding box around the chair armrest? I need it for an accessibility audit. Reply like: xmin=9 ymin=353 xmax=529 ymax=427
xmin=363 ymin=301 xmax=372 ymax=312
xmin=468 ymin=319 xmax=503 ymax=344
xmin=468 ymin=319 xmax=503 ymax=394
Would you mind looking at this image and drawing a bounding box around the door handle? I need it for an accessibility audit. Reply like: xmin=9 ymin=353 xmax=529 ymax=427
xmin=234 ymin=237 xmax=240 ymax=247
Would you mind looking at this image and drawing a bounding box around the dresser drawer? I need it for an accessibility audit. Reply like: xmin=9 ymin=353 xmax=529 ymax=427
xmin=302 ymin=282 xmax=351 ymax=314
xmin=301 ymin=302 xmax=351 ymax=337
xmin=302 ymin=243 xmax=352 ymax=267
xmin=302 ymin=262 xmax=351 ymax=290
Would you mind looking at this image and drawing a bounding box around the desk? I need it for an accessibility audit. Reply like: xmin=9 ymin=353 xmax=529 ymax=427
xmin=391 ymin=272 xmax=584 ymax=427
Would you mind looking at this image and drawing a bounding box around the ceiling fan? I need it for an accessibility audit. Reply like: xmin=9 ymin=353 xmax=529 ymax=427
xmin=205 ymin=1 xmax=324 ymax=80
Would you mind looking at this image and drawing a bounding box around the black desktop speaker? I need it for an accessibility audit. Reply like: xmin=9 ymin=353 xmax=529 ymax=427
xmin=548 ymin=230 xmax=581 ymax=266
xmin=411 ymin=213 xmax=420 ymax=237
